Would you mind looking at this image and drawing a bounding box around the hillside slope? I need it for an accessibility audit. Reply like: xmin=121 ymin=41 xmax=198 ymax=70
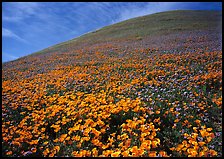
xmin=2 ymin=10 xmax=222 ymax=157
xmin=3 ymin=10 xmax=222 ymax=75
xmin=31 ymin=10 xmax=222 ymax=55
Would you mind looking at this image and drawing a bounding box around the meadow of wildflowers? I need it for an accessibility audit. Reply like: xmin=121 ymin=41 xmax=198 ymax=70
xmin=2 ymin=21 xmax=222 ymax=158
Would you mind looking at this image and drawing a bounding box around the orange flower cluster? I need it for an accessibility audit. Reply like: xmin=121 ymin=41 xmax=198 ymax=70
xmin=2 ymin=37 xmax=222 ymax=157
xmin=170 ymin=125 xmax=217 ymax=157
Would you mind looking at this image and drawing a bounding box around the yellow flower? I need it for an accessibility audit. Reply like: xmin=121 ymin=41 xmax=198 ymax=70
xmin=92 ymin=139 xmax=100 ymax=146
xmin=195 ymin=119 xmax=201 ymax=125
xmin=41 ymin=127 xmax=46 ymax=132
xmin=29 ymin=139 xmax=38 ymax=145
xmin=198 ymin=141 xmax=205 ymax=146
xmin=176 ymin=144 xmax=184 ymax=152
xmin=111 ymin=133 xmax=116 ymax=137
xmin=100 ymin=128 xmax=106 ymax=133
xmin=182 ymin=140 xmax=188 ymax=146
xmin=59 ymin=134 xmax=68 ymax=142
xmin=54 ymin=145 xmax=60 ymax=152
xmin=148 ymin=151 xmax=157 ymax=157
xmin=65 ymin=136 xmax=70 ymax=141
xmin=72 ymin=151 xmax=79 ymax=157
xmin=111 ymin=151 xmax=121 ymax=157
xmin=51 ymin=124 xmax=61 ymax=132
xmin=72 ymin=135 xmax=80 ymax=141
xmin=121 ymin=133 xmax=129 ymax=140
xmin=130 ymin=146 xmax=138 ymax=153
xmin=209 ymin=149 xmax=217 ymax=156
xmin=97 ymin=120 xmax=105 ymax=127
xmin=138 ymin=148 xmax=145 ymax=156
xmin=102 ymin=144 xmax=109 ymax=150
xmin=76 ymin=142 xmax=82 ymax=148
xmin=82 ymin=136 xmax=90 ymax=142
xmin=92 ymin=148 xmax=98 ymax=157
xmin=155 ymin=110 xmax=160 ymax=114
xmin=12 ymin=141 xmax=21 ymax=147
xmin=43 ymin=148 xmax=50 ymax=156
xmin=83 ymin=127 xmax=92 ymax=136
xmin=80 ymin=150 xmax=87 ymax=157
xmin=193 ymin=127 xmax=198 ymax=133
xmin=118 ymin=142 xmax=123 ymax=147
xmin=92 ymin=128 xmax=101 ymax=137
xmin=151 ymin=138 xmax=160 ymax=148
xmin=206 ymin=136 xmax=212 ymax=142
xmin=118 ymin=150 xmax=127 ymax=157
xmin=206 ymin=128 xmax=213 ymax=132
xmin=170 ymin=147 xmax=175 ymax=151
xmin=174 ymin=118 xmax=179 ymax=123
xmin=141 ymin=140 xmax=151 ymax=150
xmin=199 ymin=151 xmax=205 ymax=157
xmin=200 ymin=129 xmax=209 ymax=138
xmin=183 ymin=133 xmax=189 ymax=138
xmin=124 ymin=139 xmax=131 ymax=148
xmin=102 ymin=150 xmax=112 ymax=157
xmin=187 ymin=148 xmax=198 ymax=156
xmin=159 ymin=151 xmax=168 ymax=157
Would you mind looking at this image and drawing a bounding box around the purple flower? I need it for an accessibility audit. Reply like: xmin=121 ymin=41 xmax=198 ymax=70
xmin=215 ymin=132 xmax=221 ymax=137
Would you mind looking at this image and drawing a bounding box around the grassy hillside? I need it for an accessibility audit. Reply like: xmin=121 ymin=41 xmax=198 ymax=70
xmin=31 ymin=10 xmax=222 ymax=56
xmin=2 ymin=10 xmax=222 ymax=157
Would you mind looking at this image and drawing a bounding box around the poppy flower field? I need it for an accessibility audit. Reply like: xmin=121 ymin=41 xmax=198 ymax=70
xmin=2 ymin=31 xmax=222 ymax=157
xmin=2 ymin=11 xmax=222 ymax=157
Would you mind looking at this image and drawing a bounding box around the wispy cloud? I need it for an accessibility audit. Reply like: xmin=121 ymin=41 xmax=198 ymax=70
xmin=115 ymin=2 xmax=183 ymax=23
xmin=3 ymin=52 xmax=19 ymax=61
xmin=2 ymin=28 xmax=28 ymax=43
xmin=3 ymin=2 xmax=40 ymax=22
xmin=114 ymin=2 xmax=222 ymax=23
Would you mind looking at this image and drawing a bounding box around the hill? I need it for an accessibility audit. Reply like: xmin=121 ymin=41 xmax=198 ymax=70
xmin=3 ymin=10 xmax=222 ymax=77
xmin=2 ymin=10 xmax=222 ymax=157
xmin=31 ymin=10 xmax=222 ymax=55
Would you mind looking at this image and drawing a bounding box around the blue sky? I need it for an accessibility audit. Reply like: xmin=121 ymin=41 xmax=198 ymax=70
xmin=2 ymin=2 xmax=222 ymax=62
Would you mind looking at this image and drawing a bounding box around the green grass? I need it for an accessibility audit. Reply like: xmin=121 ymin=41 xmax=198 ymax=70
xmin=20 ymin=10 xmax=222 ymax=57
